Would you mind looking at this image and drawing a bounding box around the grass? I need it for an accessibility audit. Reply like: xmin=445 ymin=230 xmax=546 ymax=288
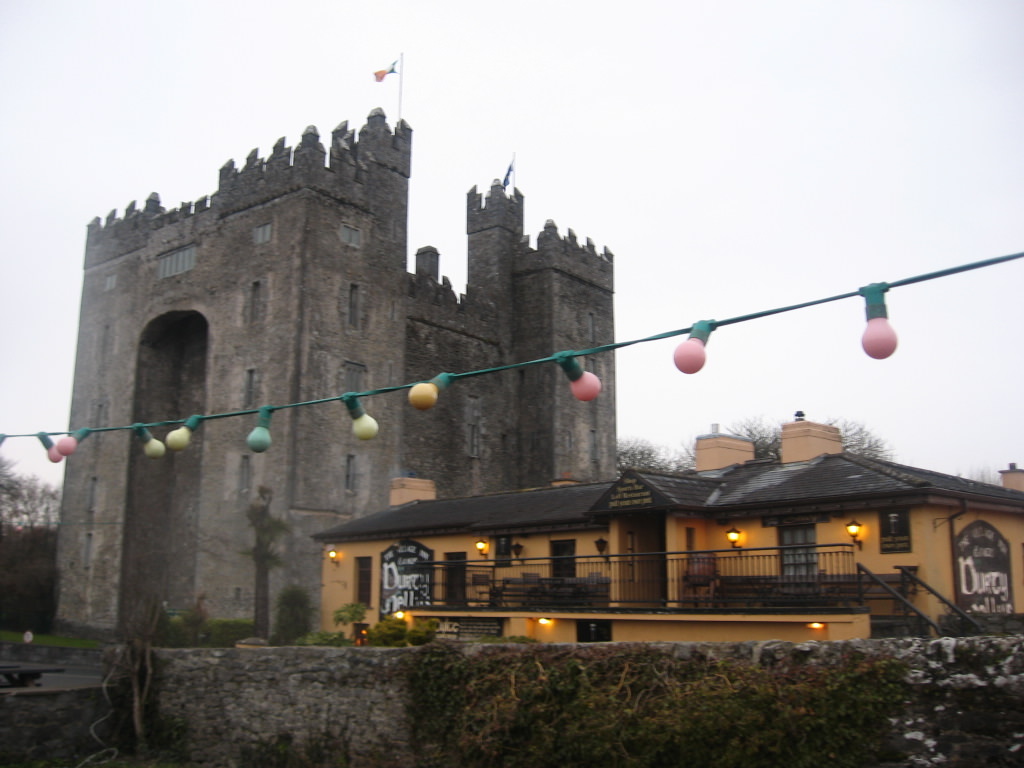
xmin=0 ymin=630 xmax=101 ymax=648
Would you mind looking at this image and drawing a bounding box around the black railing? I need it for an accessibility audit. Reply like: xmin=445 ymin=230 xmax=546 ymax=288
xmin=421 ymin=544 xmax=860 ymax=611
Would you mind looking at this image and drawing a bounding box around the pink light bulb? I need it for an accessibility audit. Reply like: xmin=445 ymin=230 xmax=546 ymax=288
xmin=569 ymin=371 xmax=602 ymax=401
xmin=47 ymin=445 xmax=64 ymax=463
xmin=673 ymin=338 xmax=707 ymax=374
xmin=861 ymin=317 xmax=898 ymax=359
xmin=56 ymin=436 xmax=78 ymax=456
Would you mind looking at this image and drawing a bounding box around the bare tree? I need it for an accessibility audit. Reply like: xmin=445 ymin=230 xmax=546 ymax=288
xmin=241 ymin=486 xmax=289 ymax=639
xmin=617 ymin=437 xmax=688 ymax=473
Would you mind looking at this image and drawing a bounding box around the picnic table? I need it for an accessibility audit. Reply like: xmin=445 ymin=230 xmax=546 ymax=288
xmin=0 ymin=662 xmax=65 ymax=687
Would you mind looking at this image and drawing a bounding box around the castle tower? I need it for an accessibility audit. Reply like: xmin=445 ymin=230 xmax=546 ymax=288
xmin=56 ymin=112 xmax=616 ymax=637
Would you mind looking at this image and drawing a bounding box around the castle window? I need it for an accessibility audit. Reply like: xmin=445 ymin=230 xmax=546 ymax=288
xmin=157 ymin=244 xmax=197 ymax=279
xmin=340 ymin=224 xmax=361 ymax=247
xmin=588 ymin=312 xmax=596 ymax=343
xmin=252 ymin=223 xmax=272 ymax=245
xmin=343 ymin=361 xmax=367 ymax=393
xmin=244 ymin=368 xmax=259 ymax=408
xmin=84 ymin=531 xmax=94 ymax=569
xmin=347 ymin=283 xmax=361 ymax=328
xmin=467 ymin=396 xmax=481 ymax=458
xmin=247 ymin=280 xmax=264 ymax=324
xmin=589 ymin=430 xmax=599 ymax=463
xmin=345 ymin=454 xmax=357 ymax=492
xmin=104 ymin=274 xmax=117 ymax=291
xmin=238 ymin=455 xmax=251 ymax=497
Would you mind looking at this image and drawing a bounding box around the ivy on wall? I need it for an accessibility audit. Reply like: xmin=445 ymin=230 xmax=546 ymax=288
xmin=406 ymin=643 xmax=908 ymax=768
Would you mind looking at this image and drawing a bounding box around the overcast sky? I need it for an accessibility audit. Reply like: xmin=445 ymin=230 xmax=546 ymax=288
xmin=1 ymin=0 xmax=1022 ymax=486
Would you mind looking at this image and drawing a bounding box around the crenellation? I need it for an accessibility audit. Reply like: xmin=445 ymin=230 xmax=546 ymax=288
xmin=466 ymin=181 xmax=524 ymax=236
xmin=516 ymin=218 xmax=614 ymax=291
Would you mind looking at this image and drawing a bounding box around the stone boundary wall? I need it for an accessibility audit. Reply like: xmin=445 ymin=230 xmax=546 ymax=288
xmin=0 ymin=640 xmax=106 ymax=667
xmin=150 ymin=635 xmax=1024 ymax=768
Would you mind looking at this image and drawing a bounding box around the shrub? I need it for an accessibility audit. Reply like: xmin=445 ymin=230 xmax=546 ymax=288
xmin=272 ymin=585 xmax=314 ymax=645
xmin=295 ymin=631 xmax=353 ymax=647
xmin=206 ymin=618 xmax=255 ymax=647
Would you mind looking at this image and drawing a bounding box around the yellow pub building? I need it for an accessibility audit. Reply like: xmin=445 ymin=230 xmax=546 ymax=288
xmin=314 ymin=417 xmax=1024 ymax=643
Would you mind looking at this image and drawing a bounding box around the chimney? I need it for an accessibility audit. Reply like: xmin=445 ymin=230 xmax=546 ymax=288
xmin=389 ymin=477 xmax=437 ymax=506
xmin=780 ymin=413 xmax=843 ymax=464
xmin=695 ymin=425 xmax=756 ymax=471
xmin=999 ymin=463 xmax=1024 ymax=492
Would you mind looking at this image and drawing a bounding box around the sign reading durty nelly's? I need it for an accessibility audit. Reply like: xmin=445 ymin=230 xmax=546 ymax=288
xmin=380 ymin=540 xmax=433 ymax=620
xmin=955 ymin=521 xmax=1013 ymax=614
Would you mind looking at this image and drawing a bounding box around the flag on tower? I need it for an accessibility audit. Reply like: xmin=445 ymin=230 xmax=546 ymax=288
xmin=502 ymin=158 xmax=515 ymax=189
xmin=374 ymin=61 xmax=398 ymax=82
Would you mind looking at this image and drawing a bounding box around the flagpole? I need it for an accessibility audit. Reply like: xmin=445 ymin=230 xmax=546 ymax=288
xmin=398 ymin=52 xmax=404 ymax=122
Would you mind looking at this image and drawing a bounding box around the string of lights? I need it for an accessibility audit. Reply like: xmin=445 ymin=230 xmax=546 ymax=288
xmin=3 ymin=249 xmax=1021 ymax=463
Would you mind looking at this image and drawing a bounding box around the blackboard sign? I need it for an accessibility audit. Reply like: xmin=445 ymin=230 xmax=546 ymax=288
xmin=955 ymin=521 xmax=1013 ymax=614
xmin=380 ymin=539 xmax=434 ymax=619
xmin=879 ymin=509 xmax=912 ymax=554
xmin=432 ymin=617 xmax=503 ymax=641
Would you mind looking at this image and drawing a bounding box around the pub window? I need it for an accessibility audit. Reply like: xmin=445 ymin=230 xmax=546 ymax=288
xmin=356 ymin=556 xmax=373 ymax=605
xmin=157 ymin=244 xmax=197 ymax=279
xmin=495 ymin=535 xmax=512 ymax=566
xmin=340 ymin=224 xmax=361 ymax=247
xmin=252 ymin=222 xmax=272 ymax=245
xmin=551 ymin=539 xmax=576 ymax=578
xmin=347 ymin=283 xmax=361 ymax=328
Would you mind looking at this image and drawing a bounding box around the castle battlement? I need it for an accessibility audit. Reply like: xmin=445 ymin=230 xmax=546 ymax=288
xmin=85 ymin=110 xmax=411 ymax=254
xmin=514 ymin=219 xmax=615 ymax=292
xmin=467 ymin=181 xmax=524 ymax=236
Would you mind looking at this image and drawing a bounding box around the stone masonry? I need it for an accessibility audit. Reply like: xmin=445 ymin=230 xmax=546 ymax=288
xmin=56 ymin=109 xmax=616 ymax=638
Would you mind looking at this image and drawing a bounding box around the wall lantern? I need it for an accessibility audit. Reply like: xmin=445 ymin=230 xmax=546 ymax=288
xmin=327 ymin=548 xmax=341 ymax=567
xmin=394 ymin=611 xmax=406 ymax=620
xmin=726 ymin=527 xmax=742 ymax=548
xmin=511 ymin=542 xmax=524 ymax=559
xmin=537 ymin=617 xmax=552 ymax=625
xmin=807 ymin=622 xmax=826 ymax=630
xmin=475 ymin=539 xmax=489 ymax=558
xmin=845 ymin=520 xmax=863 ymax=550
xmin=595 ymin=537 xmax=608 ymax=557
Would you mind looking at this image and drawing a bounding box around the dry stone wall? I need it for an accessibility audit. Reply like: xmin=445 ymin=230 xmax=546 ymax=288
xmin=148 ymin=636 xmax=1024 ymax=768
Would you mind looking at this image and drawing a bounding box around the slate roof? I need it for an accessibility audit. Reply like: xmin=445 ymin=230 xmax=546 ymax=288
xmin=314 ymin=454 xmax=1024 ymax=542
xmin=313 ymin=481 xmax=610 ymax=542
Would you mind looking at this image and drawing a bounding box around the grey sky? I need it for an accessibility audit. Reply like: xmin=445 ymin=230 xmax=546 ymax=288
xmin=1 ymin=0 xmax=1021 ymax=485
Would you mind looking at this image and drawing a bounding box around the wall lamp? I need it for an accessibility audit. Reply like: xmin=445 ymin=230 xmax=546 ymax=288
xmin=537 ymin=617 xmax=552 ymax=625
xmin=595 ymin=537 xmax=608 ymax=557
xmin=511 ymin=542 xmax=524 ymax=559
xmin=845 ymin=520 xmax=863 ymax=550
xmin=327 ymin=548 xmax=341 ymax=567
xmin=475 ymin=539 xmax=489 ymax=558
xmin=726 ymin=527 xmax=742 ymax=548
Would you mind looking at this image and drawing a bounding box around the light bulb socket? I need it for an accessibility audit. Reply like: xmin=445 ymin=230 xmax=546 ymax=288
xmin=342 ymin=394 xmax=367 ymax=419
xmin=429 ymin=372 xmax=454 ymax=391
xmin=255 ymin=406 xmax=274 ymax=429
xmin=132 ymin=424 xmax=156 ymax=443
xmin=70 ymin=428 xmax=92 ymax=442
xmin=554 ymin=352 xmax=585 ymax=382
xmin=859 ymin=283 xmax=891 ymax=320
xmin=687 ymin=319 xmax=716 ymax=344
xmin=181 ymin=414 xmax=204 ymax=432
xmin=36 ymin=432 xmax=55 ymax=450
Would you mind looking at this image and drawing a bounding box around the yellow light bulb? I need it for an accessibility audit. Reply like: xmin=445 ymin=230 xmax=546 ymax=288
xmin=166 ymin=426 xmax=192 ymax=451
xmin=144 ymin=438 xmax=166 ymax=459
xmin=408 ymin=382 xmax=439 ymax=410
xmin=352 ymin=413 xmax=379 ymax=440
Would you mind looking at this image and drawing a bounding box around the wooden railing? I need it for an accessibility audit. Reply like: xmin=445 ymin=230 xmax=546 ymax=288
xmin=420 ymin=544 xmax=861 ymax=611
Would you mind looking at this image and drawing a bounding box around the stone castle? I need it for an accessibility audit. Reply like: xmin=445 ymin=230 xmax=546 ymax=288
xmin=56 ymin=109 xmax=617 ymax=635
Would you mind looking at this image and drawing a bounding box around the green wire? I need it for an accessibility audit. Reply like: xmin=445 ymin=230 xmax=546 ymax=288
xmin=6 ymin=250 xmax=1023 ymax=440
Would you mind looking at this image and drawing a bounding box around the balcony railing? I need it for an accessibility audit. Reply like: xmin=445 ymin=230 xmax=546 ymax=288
xmin=417 ymin=544 xmax=861 ymax=612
